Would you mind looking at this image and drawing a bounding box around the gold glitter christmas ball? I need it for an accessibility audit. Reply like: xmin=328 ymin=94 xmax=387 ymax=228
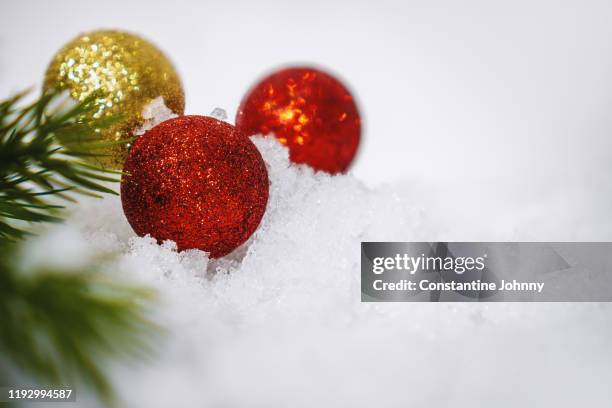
xmin=43 ymin=30 xmax=185 ymax=168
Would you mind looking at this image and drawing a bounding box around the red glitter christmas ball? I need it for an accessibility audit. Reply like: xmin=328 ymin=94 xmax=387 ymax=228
xmin=121 ymin=115 xmax=269 ymax=258
xmin=236 ymin=66 xmax=361 ymax=174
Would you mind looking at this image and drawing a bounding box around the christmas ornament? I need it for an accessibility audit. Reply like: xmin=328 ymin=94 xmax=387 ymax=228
xmin=236 ymin=66 xmax=361 ymax=174
xmin=43 ymin=30 xmax=185 ymax=168
xmin=121 ymin=115 xmax=269 ymax=258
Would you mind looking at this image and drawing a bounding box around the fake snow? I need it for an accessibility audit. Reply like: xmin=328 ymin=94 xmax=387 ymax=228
xmin=25 ymin=137 xmax=612 ymax=407
xmin=134 ymin=97 xmax=179 ymax=136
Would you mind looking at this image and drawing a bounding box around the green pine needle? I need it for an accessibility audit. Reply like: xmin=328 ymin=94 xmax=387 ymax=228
xmin=0 ymin=252 xmax=159 ymax=405
xmin=0 ymin=90 xmax=123 ymax=241
xmin=0 ymin=89 xmax=160 ymax=405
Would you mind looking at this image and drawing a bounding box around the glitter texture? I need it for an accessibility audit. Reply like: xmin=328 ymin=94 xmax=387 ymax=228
xmin=120 ymin=116 xmax=269 ymax=258
xmin=236 ymin=67 xmax=361 ymax=174
xmin=43 ymin=30 xmax=185 ymax=169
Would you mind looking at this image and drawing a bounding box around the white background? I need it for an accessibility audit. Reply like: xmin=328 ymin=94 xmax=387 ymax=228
xmin=2 ymin=0 xmax=612 ymax=186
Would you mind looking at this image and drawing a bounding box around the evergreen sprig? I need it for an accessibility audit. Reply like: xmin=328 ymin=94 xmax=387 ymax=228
xmin=0 ymin=252 xmax=157 ymax=404
xmin=0 ymin=90 xmax=157 ymax=406
xmin=0 ymin=90 xmax=123 ymax=241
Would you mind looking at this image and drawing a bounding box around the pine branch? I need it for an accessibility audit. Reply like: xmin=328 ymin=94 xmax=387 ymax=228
xmin=0 ymin=251 xmax=158 ymax=405
xmin=0 ymin=90 xmax=158 ymax=406
xmin=0 ymin=90 xmax=123 ymax=241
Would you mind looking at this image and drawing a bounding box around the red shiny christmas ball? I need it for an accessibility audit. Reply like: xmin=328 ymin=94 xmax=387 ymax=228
xmin=121 ymin=115 xmax=269 ymax=258
xmin=236 ymin=66 xmax=361 ymax=174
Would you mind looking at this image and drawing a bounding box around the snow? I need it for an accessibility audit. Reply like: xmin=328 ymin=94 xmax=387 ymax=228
xmin=24 ymin=137 xmax=612 ymax=407
xmin=209 ymin=107 xmax=228 ymax=121
xmin=134 ymin=97 xmax=178 ymax=136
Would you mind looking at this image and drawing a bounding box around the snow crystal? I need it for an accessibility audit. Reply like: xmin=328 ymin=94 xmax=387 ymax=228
xmin=210 ymin=107 xmax=228 ymax=121
xmin=26 ymin=137 xmax=612 ymax=407
xmin=134 ymin=96 xmax=178 ymax=136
